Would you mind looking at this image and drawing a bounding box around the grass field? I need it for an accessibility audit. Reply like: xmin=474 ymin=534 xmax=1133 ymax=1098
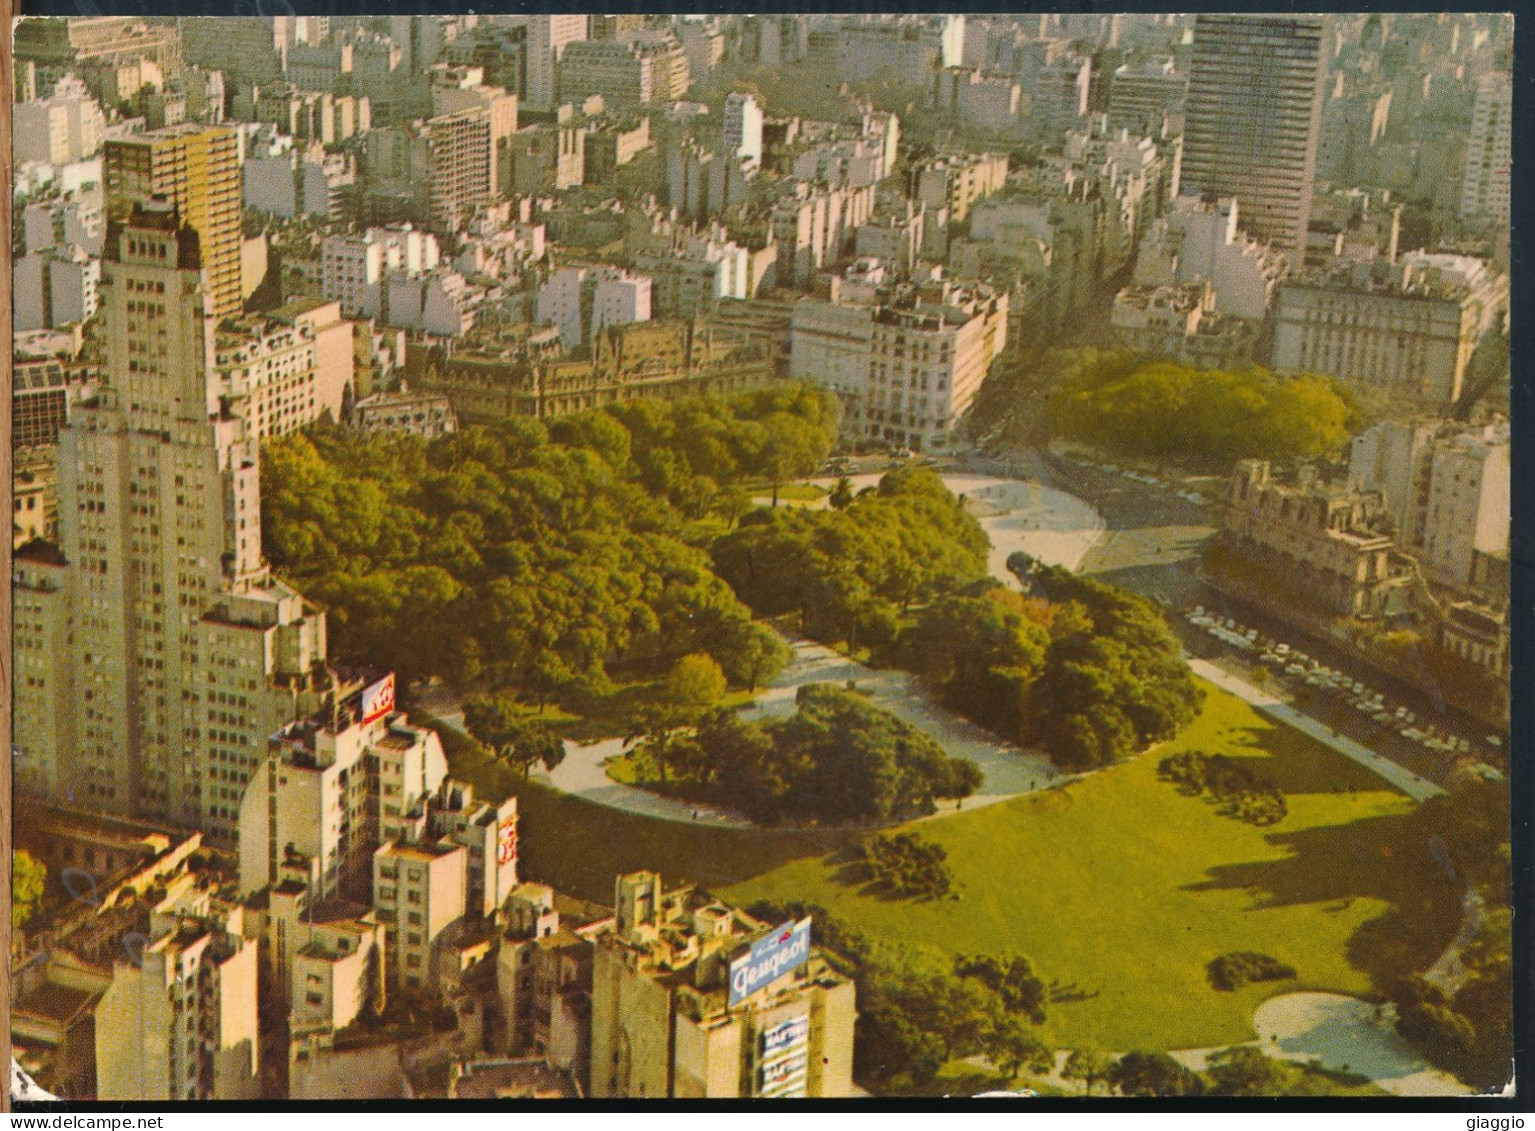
xmin=432 ymin=680 xmax=1461 ymax=1053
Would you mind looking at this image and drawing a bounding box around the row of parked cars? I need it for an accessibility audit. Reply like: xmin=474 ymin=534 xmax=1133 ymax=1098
xmin=1064 ymin=454 xmax=1211 ymax=506
xmin=1184 ymin=605 xmax=1499 ymax=758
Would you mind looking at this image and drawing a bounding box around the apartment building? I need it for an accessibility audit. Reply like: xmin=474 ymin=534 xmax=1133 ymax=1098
xmin=790 ymin=273 xmax=1008 ymax=451
xmin=104 ymin=123 xmax=243 ymax=319
xmin=95 ymin=883 xmax=259 ymax=1101
xmin=236 ymin=672 xmax=448 ymax=903
xmin=1270 ymin=252 xmax=1508 ymax=407
xmin=213 ymin=299 xmax=353 ymax=441
xmin=1223 ymin=460 xmax=1413 ymax=618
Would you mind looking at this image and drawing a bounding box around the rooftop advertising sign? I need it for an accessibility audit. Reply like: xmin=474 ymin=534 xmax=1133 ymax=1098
xmin=360 ymin=672 xmax=396 ymax=725
xmin=729 ymin=918 xmax=812 ymax=1006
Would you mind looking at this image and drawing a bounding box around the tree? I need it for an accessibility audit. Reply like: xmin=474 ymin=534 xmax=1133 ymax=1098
xmin=13 ymin=850 xmax=46 ymax=930
xmin=860 ymin=832 xmax=953 ymax=900
xmin=1109 ymin=1051 xmax=1206 ymax=1097
xmin=1064 ymin=1045 xmax=1113 ymax=1096
xmin=1206 ymin=1046 xmax=1287 ymax=1096
xmin=829 ymin=476 xmax=855 ymax=509
xmin=661 ymin=653 xmax=728 ymax=720
xmin=503 ymin=719 xmax=567 ymax=777
xmin=758 ymin=411 xmax=830 ymax=506
xmin=462 ymin=692 xmax=524 ymax=755
xmin=955 ymin=953 xmax=1048 ymax=1024
xmin=984 ymin=1013 xmax=1053 ymax=1082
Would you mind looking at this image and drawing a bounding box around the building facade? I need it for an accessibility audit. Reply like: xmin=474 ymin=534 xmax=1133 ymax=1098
xmin=790 ymin=275 xmax=1008 ymax=451
xmin=588 ymin=873 xmax=856 ymax=1099
xmin=104 ymin=124 xmax=243 ymax=319
xmin=12 ymin=204 xmax=330 ymax=840
xmin=1181 ymin=14 xmax=1326 ymax=254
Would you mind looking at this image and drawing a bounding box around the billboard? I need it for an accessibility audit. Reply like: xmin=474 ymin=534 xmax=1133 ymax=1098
xmin=360 ymin=673 xmax=396 ymax=724
xmin=729 ymin=918 xmax=812 ymax=1006
xmin=761 ymin=1015 xmax=810 ymax=1059
xmin=760 ymin=1048 xmax=809 ymax=1098
xmin=497 ymin=816 xmax=518 ymax=866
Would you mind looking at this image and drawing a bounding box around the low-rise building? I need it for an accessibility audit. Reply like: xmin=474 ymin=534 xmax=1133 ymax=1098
xmin=352 ymin=390 xmax=459 ymax=439
xmin=1110 ymin=281 xmax=1259 ymax=368
xmin=1222 ymin=460 xmax=1414 ymax=619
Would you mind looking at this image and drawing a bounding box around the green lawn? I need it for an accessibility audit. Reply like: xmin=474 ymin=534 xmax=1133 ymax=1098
xmin=430 ymin=680 xmax=1461 ymax=1053
xmin=718 ymin=683 xmax=1461 ymax=1051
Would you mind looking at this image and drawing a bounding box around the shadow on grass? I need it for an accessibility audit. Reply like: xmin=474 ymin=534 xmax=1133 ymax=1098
xmin=824 ymin=843 xmax=951 ymax=904
xmin=437 ymin=734 xmax=851 ymax=905
xmin=1190 ymin=718 xmax=1401 ymax=797
xmin=1183 ymin=809 xmax=1462 ymax=988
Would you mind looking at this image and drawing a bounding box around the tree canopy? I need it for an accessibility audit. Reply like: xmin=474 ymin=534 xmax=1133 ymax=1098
xmin=694 ymin=684 xmax=982 ymax=826
xmin=262 ymin=386 xmax=837 ymax=696
xmin=1051 ymin=356 xmax=1360 ymax=468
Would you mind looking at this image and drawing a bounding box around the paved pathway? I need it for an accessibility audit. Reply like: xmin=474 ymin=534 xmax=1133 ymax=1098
xmin=1250 ymin=993 xmax=1470 ymax=1096
xmin=776 ymin=470 xmax=1109 ymax=580
xmin=1188 ymin=659 xmax=1445 ymax=803
xmin=962 ymin=992 xmax=1473 ymax=1098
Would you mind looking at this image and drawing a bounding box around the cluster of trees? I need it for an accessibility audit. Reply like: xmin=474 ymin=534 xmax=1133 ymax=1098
xmin=712 ymin=466 xmax=992 ymax=656
xmin=1386 ymin=776 xmax=1512 ymax=1091
xmin=1159 ymin=751 xmax=1289 ymax=827
xmin=686 ymin=684 xmax=982 ymax=826
xmin=1050 ymin=355 xmax=1360 ymax=469
xmin=461 ymin=695 xmax=566 ymax=777
xmin=857 ymin=832 xmax=954 ymax=900
xmin=715 ymin=467 xmax=1199 ymax=771
xmin=1390 ymin=908 xmax=1511 ymax=1092
xmin=953 ymin=953 xmax=1049 ymax=1025
xmin=1022 ymin=567 xmax=1204 ymax=768
xmin=901 ymin=567 xmax=1202 ymax=768
xmin=1206 ymin=951 xmax=1298 ymax=992
xmin=261 ymin=387 xmax=835 ymax=698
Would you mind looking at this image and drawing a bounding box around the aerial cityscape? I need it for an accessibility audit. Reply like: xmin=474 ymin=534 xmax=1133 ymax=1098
xmin=7 ymin=11 xmax=1513 ymax=1102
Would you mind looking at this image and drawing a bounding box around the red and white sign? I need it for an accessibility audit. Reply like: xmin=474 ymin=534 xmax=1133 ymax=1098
xmin=360 ymin=673 xmax=396 ymax=724
xmin=497 ymin=818 xmax=518 ymax=866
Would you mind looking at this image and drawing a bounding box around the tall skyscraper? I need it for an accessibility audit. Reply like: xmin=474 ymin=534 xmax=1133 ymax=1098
xmin=1181 ymin=13 xmax=1326 ymax=255
xmin=525 ymin=13 xmax=590 ymax=109
xmin=12 ymin=202 xmax=329 ymax=842
xmin=103 ymin=123 xmax=243 ymax=319
xmin=1460 ymin=71 xmax=1511 ymax=225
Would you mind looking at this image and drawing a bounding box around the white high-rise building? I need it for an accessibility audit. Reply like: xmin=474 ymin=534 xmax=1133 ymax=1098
xmin=1460 ymin=71 xmax=1511 ymax=225
xmin=1420 ymin=423 xmax=1510 ymax=591
xmin=723 ymin=91 xmax=763 ymax=170
xmin=321 ymin=223 xmax=442 ymax=320
xmin=13 ymin=74 xmax=104 ymax=166
xmin=536 ymin=265 xmax=653 ymax=351
xmin=12 ymin=202 xmax=330 ymax=842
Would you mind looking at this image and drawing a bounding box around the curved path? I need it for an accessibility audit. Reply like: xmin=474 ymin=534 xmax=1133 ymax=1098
xmin=1248 ymin=993 xmax=1469 ymax=1096
xmin=794 ymin=471 xmax=1108 ymax=580
xmin=967 ymin=992 xmax=1472 ymax=1098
